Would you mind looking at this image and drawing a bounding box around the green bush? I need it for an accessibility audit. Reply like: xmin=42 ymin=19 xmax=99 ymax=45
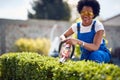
xmin=14 ymin=38 xmax=51 ymax=55
xmin=0 ymin=52 xmax=120 ymax=80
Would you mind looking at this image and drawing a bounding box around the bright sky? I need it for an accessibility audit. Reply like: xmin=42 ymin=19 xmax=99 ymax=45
xmin=0 ymin=0 xmax=120 ymax=20
xmin=0 ymin=0 xmax=32 ymax=20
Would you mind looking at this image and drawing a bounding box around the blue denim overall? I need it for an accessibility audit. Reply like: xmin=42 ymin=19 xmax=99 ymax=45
xmin=77 ymin=21 xmax=111 ymax=63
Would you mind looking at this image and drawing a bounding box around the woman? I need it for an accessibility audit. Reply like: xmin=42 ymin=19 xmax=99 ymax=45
xmin=60 ymin=0 xmax=111 ymax=63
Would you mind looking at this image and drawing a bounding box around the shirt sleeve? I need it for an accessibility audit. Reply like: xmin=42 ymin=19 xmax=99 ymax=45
xmin=71 ymin=23 xmax=77 ymax=34
xmin=95 ymin=20 xmax=104 ymax=32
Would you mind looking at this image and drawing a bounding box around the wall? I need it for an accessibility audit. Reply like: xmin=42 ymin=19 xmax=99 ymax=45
xmin=0 ymin=19 xmax=120 ymax=55
xmin=104 ymin=26 xmax=120 ymax=50
xmin=0 ymin=19 xmax=71 ymax=54
xmin=103 ymin=14 xmax=120 ymax=52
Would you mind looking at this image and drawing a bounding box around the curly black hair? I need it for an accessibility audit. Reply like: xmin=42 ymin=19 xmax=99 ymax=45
xmin=77 ymin=0 xmax=100 ymax=18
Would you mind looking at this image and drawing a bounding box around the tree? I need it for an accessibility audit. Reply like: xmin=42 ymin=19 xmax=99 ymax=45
xmin=28 ymin=0 xmax=71 ymax=21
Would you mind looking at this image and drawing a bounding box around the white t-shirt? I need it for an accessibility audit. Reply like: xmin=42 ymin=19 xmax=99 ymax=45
xmin=71 ymin=20 xmax=104 ymax=34
xmin=71 ymin=20 xmax=104 ymax=44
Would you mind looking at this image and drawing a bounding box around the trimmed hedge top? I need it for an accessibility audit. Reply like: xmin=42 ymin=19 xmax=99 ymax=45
xmin=0 ymin=52 xmax=120 ymax=80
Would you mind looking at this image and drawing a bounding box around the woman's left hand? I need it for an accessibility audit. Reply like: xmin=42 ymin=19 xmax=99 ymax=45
xmin=65 ymin=38 xmax=82 ymax=45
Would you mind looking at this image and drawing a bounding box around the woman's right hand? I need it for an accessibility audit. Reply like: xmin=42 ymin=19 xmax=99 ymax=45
xmin=60 ymin=35 xmax=66 ymax=41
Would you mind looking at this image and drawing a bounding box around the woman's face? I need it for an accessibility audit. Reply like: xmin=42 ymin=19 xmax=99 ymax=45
xmin=80 ymin=6 xmax=94 ymax=26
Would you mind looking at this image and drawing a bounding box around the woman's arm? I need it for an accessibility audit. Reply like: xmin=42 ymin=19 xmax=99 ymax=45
xmin=79 ymin=30 xmax=104 ymax=51
xmin=65 ymin=30 xmax=104 ymax=51
xmin=60 ymin=27 xmax=74 ymax=40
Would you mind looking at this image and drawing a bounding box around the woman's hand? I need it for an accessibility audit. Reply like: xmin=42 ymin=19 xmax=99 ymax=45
xmin=65 ymin=38 xmax=82 ymax=45
xmin=60 ymin=35 xmax=66 ymax=41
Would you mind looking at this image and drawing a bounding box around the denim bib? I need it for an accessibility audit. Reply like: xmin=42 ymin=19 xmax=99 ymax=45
xmin=77 ymin=21 xmax=111 ymax=57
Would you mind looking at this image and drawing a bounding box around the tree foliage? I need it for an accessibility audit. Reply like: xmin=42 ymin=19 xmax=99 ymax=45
xmin=28 ymin=0 xmax=71 ymax=21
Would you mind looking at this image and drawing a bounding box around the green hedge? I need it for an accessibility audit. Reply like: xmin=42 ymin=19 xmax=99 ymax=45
xmin=0 ymin=52 xmax=120 ymax=80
